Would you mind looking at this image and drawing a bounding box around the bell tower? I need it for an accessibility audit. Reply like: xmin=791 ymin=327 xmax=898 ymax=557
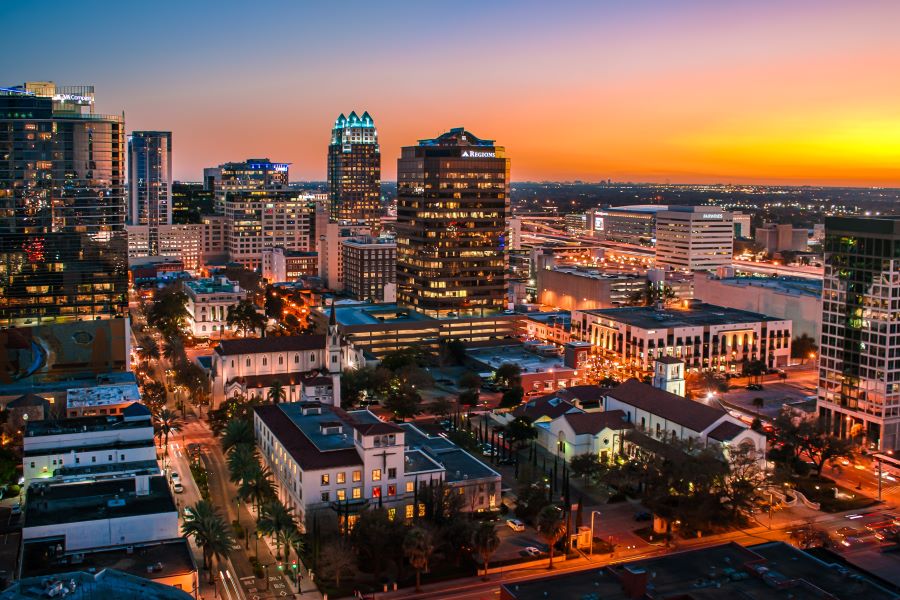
xmin=652 ymin=357 xmax=685 ymax=397
xmin=326 ymin=300 xmax=343 ymax=406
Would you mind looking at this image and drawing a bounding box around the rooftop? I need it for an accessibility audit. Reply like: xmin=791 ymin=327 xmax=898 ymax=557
xmin=583 ymin=302 xmax=786 ymax=329
xmin=417 ymin=127 xmax=494 ymax=147
xmin=562 ymin=410 xmax=632 ymax=436
xmin=1 ymin=569 xmax=193 ymax=600
xmin=24 ymin=476 xmax=176 ymax=527
xmin=254 ymin=403 xmax=363 ymax=471
xmin=513 ymin=395 xmax=580 ymax=423
xmin=501 ymin=541 xmax=898 ymax=600
xmin=184 ymin=277 xmax=242 ymax=295
xmin=67 ymin=383 xmax=141 ymax=408
xmin=214 ymin=334 xmax=325 ymax=356
xmin=702 ymin=274 xmax=822 ymax=298
xmin=607 ymin=379 xmax=729 ymax=433
xmin=399 ymin=423 xmax=499 ymax=483
xmin=604 ymin=204 xmax=670 ymax=214
xmin=25 ymin=413 xmax=152 ymax=439
xmin=466 ymin=344 xmax=569 ymax=375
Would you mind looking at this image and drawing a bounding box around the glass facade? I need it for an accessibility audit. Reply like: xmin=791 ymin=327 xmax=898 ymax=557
xmin=395 ymin=128 xmax=510 ymax=317
xmin=128 ymin=131 xmax=172 ymax=255
xmin=0 ymin=84 xmax=128 ymax=327
xmin=327 ymin=111 xmax=380 ymax=228
xmin=818 ymin=216 xmax=900 ymax=450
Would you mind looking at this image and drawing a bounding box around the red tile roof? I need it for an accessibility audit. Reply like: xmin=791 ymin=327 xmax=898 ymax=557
xmin=606 ymin=379 xmax=726 ymax=433
xmin=513 ymin=396 xmax=578 ymax=422
xmin=215 ymin=335 xmax=325 ymax=356
xmin=707 ymin=420 xmax=748 ymax=442
xmin=254 ymin=404 xmax=363 ymax=471
xmin=562 ymin=410 xmax=633 ymax=436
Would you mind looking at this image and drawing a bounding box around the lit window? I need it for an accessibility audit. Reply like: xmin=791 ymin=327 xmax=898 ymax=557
xmin=352 ymin=487 xmax=361 ymax=499
xmin=405 ymin=504 xmax=414 ymax=519
xmin=336 ymin=472 xmax=346 ymax=484
xmin=321 ymin=474 xmax=329 ymax=486
xmin=352 ymin=470 xmax=361 ymax=482
xmin=372 ymin=469 xmax=382 ymax=481
xmin=405 ymin=481 xmax=414 ymax=493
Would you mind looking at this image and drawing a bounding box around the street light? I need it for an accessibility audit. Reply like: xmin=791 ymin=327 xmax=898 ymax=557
xmin=589 ymin=511 xmax=602 ymax=558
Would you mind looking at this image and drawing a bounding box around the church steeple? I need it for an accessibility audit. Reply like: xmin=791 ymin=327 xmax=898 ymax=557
xmin=327 ymin=299 xmax=343 ymax=407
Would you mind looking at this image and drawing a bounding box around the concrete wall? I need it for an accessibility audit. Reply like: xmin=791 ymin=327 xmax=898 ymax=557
xmin=24 ymin=511 xmax=178 ymax=552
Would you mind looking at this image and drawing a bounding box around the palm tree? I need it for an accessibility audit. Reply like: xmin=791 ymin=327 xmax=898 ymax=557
xmin=221 ymin=418 xmax=254 ymax=453
xmin=267 ymin=380 xmax=286 ymax=404
xmin=137 ymin=342 xmax=161 ymax=363
xmin=163 ymin=338 xmax=186 ymax=363
xmin=403 ymin=526 xmax=434 ymax=592
xmin=471 ymin=522 xmax=500 ymax=579
xmin=182 ymin=500 xmax=234 ymax=584
xmin=536 ymin=505 xmax=566 ymax=569
xmin=156 ymin=408 xmax=182 ymax=455
xmin=240 ymin=464 xmax=276 ymax=513
xmin=227 ymin=443 xmax=260 ymax=486
xmin=257 ymin=500 xmax=296 ymax=560
xmin=281 ymin=526 xmax=304 ymax=566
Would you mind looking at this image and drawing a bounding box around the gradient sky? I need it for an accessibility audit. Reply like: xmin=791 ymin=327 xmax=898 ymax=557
xmin=4 ymin=0 xmax=900 ymax=186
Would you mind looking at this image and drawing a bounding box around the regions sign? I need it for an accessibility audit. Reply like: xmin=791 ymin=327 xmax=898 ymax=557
xmin=461 ymin=150 xmax=495 ymax=158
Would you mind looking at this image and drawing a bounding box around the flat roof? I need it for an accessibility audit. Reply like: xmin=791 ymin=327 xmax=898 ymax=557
xmin=704 ymin=275 xmax=822 ymax=298
xmin=184 ymin=277 xmax=242 ymax=294
xmin=329 ymin=303 xmax=435 ymax=326
xmin=24 ymin=476 xmax=176 ymax=527
xmin=25 ymin=414 xmax=151 ymax=438
xmin=254 ymin=403 xmax=363 ymax=471
xmin=399 ymin=423 xmax=499 ymax=483
xmin=466 ymin=344 xmax=569 ymax=374
xmin=604 ymin=204 xmax=670 ymax=214
xmin=67 ymin=383 xmax=141 ymax=408
xmin=1 ymin=569 xmax=193 ymax=600
xmin=583 ymin=302 xmax=785 ymax=329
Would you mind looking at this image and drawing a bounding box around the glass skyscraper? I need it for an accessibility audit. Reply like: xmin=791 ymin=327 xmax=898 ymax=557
xmin=0 ymin=82 xmax=128 ymax=327
xmin=327 ymin=111 xmax=380 ymax=228
xmin=818 ymin=216 xmax=900 ymax=450
xmin=396 ymin=128 xmax=510 ymax=318
xmin=128 ymin=131 xmax=172 ymax=255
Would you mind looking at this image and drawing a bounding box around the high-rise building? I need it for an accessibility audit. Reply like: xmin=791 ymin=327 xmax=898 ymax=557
xmin=0 ymin=82 xmax=128 ymax=327
xmin=327 ymin=111 xmax=381 ymax=228
xmin=211 ymin=158 xmax=289 ymax=212
xmin=655 ymin=206 xmax=734 ymax=272
xmin=396 ymin=128 xmax=510 ymax=317
xmin=128 ymin=131 xmax=172 ymax=255
xmin=341 ymin=236 xmax=396 ymax=302
xmin=817 ymin=216 xmax=900 ymax=450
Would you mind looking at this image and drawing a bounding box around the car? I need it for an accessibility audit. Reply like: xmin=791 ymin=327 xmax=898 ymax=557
xmin=522 ymin=546 xmax=541 ymax=557
xmin=746 ymin=384 xmax=763 ymax=391
xmin=170 ymin=471 xmax=180 ymax=484
xmin=482 ymin=445 xmax=494 ymax=457
xmin=879 ymin=471 xmax=898 ymax=482
xmin=10 ymin=503 xmax=21 ymax=516
xmin=438 ymin=419 xmax=452 ymax=430
xmin=173 ymin=482 xmax=184 ymax=494
xmin=506 ymin=519 xmax=526 ymax=532
xmin=634 ymin=511 xmax=652 ymax=522
xmin=836 ymin=526 xmax=861 ymax=537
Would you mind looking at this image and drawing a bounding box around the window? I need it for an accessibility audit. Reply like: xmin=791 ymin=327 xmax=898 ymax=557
xmin=405 ymin=481 xmax=415 ymax=493
xmin=91 ymin=456 xmax=96 ymax=463
xmin=372 ymin=486 xmax=382 ymax=498
xmin=246 ymin=358 xmax=251 ymax=367
xmin=388 ymin=508 xmax=396 ymax=521
xmin=295 ymin=355 xmax=299 ymax=364
xmin=388 ymin=468 xmax=396 ymax=479
xmin=30 ymin=462 xmax=35 ymax=469
xmin=336 ymin=472 xmax=346 ymax=484
xmin=352 ymin=487 xmax=362 ymax=499
xmin=405 ymin=504 xmax=414 ymax=519
xmin=321 ymin=492 xmax=330 ymax=502
xmin=337 ymin=489 xmax=346 ymax=501
xmin=321 ymin=474 xmax=330 ymax=486
xmin=352 ymin=470 xmax=361 ymax=482
xmin=388 ymin=484 xmax=396 ymax=497
xmin=372 ymin=469 xmax=382 ymax=481
xmin=418 ymin=503 xmax=426 ymax=517
xmin=310 ymin=353 xmax=316 ymax=362
xmin=108 ymin=455 xmax=113 ymax=461
xmin=262 ymin=357 xmax=267 ymax=366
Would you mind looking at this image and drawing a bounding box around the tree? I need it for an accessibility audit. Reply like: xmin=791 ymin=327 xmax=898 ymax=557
xmin=146 ymin=287 xmax=190 ymax=338
xmin=227 ymin=443 xmax=260 ymax=487
xmin=504 ymin=417 xmax=537 ymax=452
xmin=722 ymin=444 xmax=767 ymax=519
xmin=227 ymin=300 xmax=267 ymax=337
xmin=221 ymin=418 xmax=254 ymax=453
xmin=240 ymin=464 xmax=276 ymax=512
xmin=494 ymin=363 xmax=523 ymax=389
xmin=742 ymin=359 xmax=767 ymax=385
xmin=137 ymin=342 xmax=161 ymax=363
xmin=752 ymin=397 xmax=765 ymax=416
xmin=403 ymin=526 xmax=434 ymax=592
xmin=318 ymin=540 xmax=356 ymax=587
xmin=569 ymin=453 xmax=606 ymax=485
xmin=536 ymin=505 xmax=566 ymax=569
xmin=792 ymin=333 xmax=818 ymax=364
xmin=458 ymin=371 xmax=483 ymax=391
xmin=471 ymin=522 xmax=500 ymax=579
xmin=439 ymin=339 xmax=467 ymax=366
xmin=267 ymin=380 xmax=286 ymax=404
xmin=499 ymin=386 xmax=524 ymax=408
xmin=350 ymin=508 xmax=405 ymax=578
xmin=428 ymin=396 xmax=454 ymax=418
xmin=142 ymin=381 xmax=168 ymax=415
xmin=155 ymin=408 xmax=182 ymax=454
xmin=173 ymin=360 xmax=210 ymax=406
xmin=257 ymin=500 xmax=297 ymax=560
xmin=182 ymin=500 xmax=234 ymax=584
xmin=384 ymin=383 xmax=422 ymax=421
xmin=458 ymin=389 xmax=480 ymax=407
xmin=281 ymin=525 xmax=304 ymax=566
xmin=790 ymin=520 xmax=831 ymax=549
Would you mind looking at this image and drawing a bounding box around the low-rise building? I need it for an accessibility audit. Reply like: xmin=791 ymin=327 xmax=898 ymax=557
xmin=466 ymin=343 xmax=579 ymax=395
xmin=262 ymin=247 xmax=318 ymax=283
xmin=755 ymin=222 xmax=809 ymax=253
xmin=521 ymin=311 xmax=572 ymax=346
xmin=183 ymin=277 xmax=247 ymax=338
xmin=23 ymin=403 xmax=155 ymax=484
xmin=2 ymin=568 xmax=195 ymax=600
xmin=573 ymin=300 xmax=792 ymax=375
xmin=254 ymin=402 xmax=500 ymax=526
xmin=66 ymin=382 xmax=142 ymax=418
xmin=601 ymin=204 xmax=669 ymax=246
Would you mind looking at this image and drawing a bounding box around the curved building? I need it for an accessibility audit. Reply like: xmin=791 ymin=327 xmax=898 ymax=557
xmin=327 ymin=111 xmax=381 ymax=228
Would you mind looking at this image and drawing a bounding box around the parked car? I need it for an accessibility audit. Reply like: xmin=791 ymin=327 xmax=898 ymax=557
xmin=170 ymin=471 xmax=181 ymax=484
xmin=506 ymin=519 xmax=526 ymax=532
xmin=522 ymin=546 xmax=541 ymax=557
xmin=173 ymin=482 xmax=184 ymax=494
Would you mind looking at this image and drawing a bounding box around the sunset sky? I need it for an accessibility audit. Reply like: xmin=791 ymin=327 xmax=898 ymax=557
xmin=5 ymin=0 xmax=900 ymax=185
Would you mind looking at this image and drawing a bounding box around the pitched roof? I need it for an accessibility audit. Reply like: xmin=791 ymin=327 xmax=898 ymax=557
xmin=513 ymin=395 xmax=578 ymax=422
xmin=556 ymin=385 xmax=609 ymax=404
xmin=7 ymin=393 xmax=49 ymax=408
xmin=562 ymin=410 xmax=633 ymax=436
xmin=122 ymin=402 xmax=152 ymax=417
xmin=215 ymin=335 xmax=325 ymax=356
xmin=606 ymin=379 xmax=726 ymax=432
xmin=707 ymin=420 xmax=748 ymax=442
xmin=254 ymin=404 xmax=363 ymax=470
xmin=352 ymin=421 xmax=404 ymax=435
xmin=233 ymin=370 xmax=327 ymax=389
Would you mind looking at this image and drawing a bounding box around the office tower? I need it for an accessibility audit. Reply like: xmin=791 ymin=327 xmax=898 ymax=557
xmin=211 ymin=158 xmax=289 ymax=212
xmin=603 ymin=205 xmax=669 ymax=246
xmin=128 ymin=131 xmax=172 ymax=255
xmin=0 ymin=82 xmax=128 ymax=326
xmin=341 ymin=236 xmax=397 ymax=302
xmin=222 ymin=190 xmax=317 ymax=269
xmin=327 ymin=111 xmax=381 ymax=228
xmin=817 ymin=216 xmax=900 ymax=450
xmin=396 ymin=127 xmax=510 ymax=317
xmin=655 ymin=206 xmax=734 ymax=271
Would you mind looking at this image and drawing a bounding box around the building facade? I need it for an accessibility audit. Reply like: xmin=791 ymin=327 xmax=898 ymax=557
xmin=262 ymin=247 xmax=318 ymax=283
xmin=396 ymin=128 xmax=510 ymax=317
xmin=817 ymin=217 xmax=900 ymax=450
xmin=183 ymin=277 xmax=247 ymax=338
xmin=210 ymin=158 xmax=290 ymax=212
xmin=655 ymin=206 xmax=734 ymax=272
xmin=755 ymin=222 xmax=809 ymax=254
xmin=341 ymin=236 xmax=396 ymax=302
xmin=602 ymin=205 xmax=669 ymax=246
xmin=128 ymin=131 xmax=172 ymax=255
xmin=222 ymin=190 xmax=316 ymax=269
xmin=0 ymin=82 xmax=128 ymax=327
xmin=328 ymin=111 xmax=381 ymax=228
xmin=316 ymin=214 xmax=371 ymax=291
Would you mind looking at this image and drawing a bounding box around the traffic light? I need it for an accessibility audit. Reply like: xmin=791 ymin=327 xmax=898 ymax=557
xmin=291 ymin=561 xmax=298 ymax=571
xmin=277 ymin=563 xmax=283 ymax=571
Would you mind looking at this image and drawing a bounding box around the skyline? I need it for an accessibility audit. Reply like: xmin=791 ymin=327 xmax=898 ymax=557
xmin=4 ymin=0 xmax=900 ymax=186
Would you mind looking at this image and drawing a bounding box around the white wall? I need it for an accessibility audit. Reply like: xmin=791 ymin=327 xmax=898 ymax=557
xmin=24 ymin=511 xmax=178 ymax=552
xmin=24 ymin=443 xmax=157 ymax=483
